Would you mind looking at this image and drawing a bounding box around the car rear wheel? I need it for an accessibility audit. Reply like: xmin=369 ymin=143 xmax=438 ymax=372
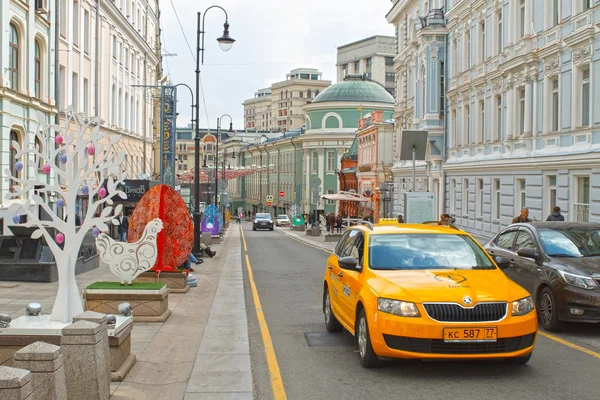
xmin=537 ymin=287 xmax=563 ymax=332
xmin=323 ymin=287 xmax=342 ymax=332
xmin=505 ymin=352 xmax=532 ymax=365
xmin=356 ymin=309 xmax=382 ymax=368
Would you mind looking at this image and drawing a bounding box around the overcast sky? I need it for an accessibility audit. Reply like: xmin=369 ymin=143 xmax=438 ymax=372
xmin=161 ymin=0 xmax=395 ymax=130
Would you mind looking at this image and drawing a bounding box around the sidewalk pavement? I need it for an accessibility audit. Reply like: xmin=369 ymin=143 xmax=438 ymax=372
xmin=0 ymin=226 xmax=252 ymax=400
xmin=275 ymin=225 xmax=491 ymax=254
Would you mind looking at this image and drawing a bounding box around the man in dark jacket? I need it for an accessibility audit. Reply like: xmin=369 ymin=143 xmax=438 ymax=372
xmin=512 ymin=208 xmax=532 ymax=224
xmin=546 ymin=206 xmax=565 ymax=221
xmin=117 ymin=211 xmax=129 ymax=242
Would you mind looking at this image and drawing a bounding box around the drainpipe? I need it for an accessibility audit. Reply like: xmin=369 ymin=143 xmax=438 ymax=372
xmin=95 ymin=0 xmax=100 ymax=119
xmin=276 ymin=147 xmax=281 ymax=213
xmin=54 ymin=0 xmax=61 ymax=125
xmin=290 ymin=136 xmax=297 ymax=208
xmin=264 ymin=144 xmax=270 ymax=213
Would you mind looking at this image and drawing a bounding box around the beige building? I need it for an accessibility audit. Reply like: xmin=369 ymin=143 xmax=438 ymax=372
xmin=57 ymin=0 xmax=161 ymax=180
xmin=243 ymin=68 xmax=331 ymax=132
xmin=336 ymin=35 xmax=396 ymax=97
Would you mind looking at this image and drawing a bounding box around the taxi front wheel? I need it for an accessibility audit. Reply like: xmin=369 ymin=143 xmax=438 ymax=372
xmin=356 ymin=309 xmax=382 ymax=368
xmin=323 ymin=287 xmax=343 ymax=332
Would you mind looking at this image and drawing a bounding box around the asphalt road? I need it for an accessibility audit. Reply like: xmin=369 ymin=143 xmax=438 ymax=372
xmin=240 ymin=223 xmax=600 ymax=400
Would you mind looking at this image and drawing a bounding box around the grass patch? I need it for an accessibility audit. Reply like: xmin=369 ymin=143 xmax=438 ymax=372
xmin=87 ymin=281 xmax=165 ymax=290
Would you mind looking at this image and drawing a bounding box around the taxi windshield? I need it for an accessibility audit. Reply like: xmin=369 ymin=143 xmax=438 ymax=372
xmin=368 ymin=234 xmax=494 ymax=270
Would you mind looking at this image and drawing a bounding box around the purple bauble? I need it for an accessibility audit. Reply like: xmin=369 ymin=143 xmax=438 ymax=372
xmin=81 ymin=185 xmax=89 ymax=195
xmin=92 ymin=227 xmax=100 ymax=238
xmin=59 ymin=153 xmax=67 ymax=164
xmin=12 ymin=214 xmax=20 ymax=224
xmin=57 ymin=198 xmax=65 ymax=208
xmin=15 ymin=161 xmax=23 ymax=172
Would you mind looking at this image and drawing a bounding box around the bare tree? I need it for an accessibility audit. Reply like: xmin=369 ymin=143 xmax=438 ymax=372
xmin=5 ymin=108 xmax=127 ymax=322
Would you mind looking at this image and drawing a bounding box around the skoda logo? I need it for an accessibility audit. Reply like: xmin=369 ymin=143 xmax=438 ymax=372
xmin=462 ymin=296 xmax=473 ymax=305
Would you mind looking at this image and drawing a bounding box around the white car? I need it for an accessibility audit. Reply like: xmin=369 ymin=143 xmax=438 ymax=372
xmin=275 ymin=215 xmax=291 ymax=227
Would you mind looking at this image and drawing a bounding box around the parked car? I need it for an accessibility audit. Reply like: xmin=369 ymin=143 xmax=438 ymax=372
xmin=253 ymin=213 xmax=274 ymax=231
xmin=275 ymin=215 xmax=291 ymax=227
xmin=484 ymin=222 xmax=600 ymax=332
xmin=323 ymin=221 xmax=537 ymax=368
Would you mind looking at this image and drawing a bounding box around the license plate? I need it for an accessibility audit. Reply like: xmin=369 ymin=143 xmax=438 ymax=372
xmin=443 ymin=327 xmax=498 ymax=342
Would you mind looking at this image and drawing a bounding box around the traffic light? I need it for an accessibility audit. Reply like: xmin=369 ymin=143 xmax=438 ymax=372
xmin=267 ymin=201 xmax=272 ymax=207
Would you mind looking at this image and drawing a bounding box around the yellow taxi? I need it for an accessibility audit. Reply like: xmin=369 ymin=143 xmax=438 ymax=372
xmin=323 ymin=219 xmax=538 ymax=368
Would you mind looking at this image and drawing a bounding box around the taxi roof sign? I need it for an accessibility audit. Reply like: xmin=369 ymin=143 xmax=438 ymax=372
xmin=376 ymin=218 xmax=400 ymax=226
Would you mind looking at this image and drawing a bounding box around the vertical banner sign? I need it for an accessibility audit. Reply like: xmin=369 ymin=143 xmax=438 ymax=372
xmin=160 ymin=86 xmax=177 ymax=187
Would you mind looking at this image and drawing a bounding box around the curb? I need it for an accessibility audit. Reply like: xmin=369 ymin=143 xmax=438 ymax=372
xmin=275 ymin=227 xmax=333 ymax=254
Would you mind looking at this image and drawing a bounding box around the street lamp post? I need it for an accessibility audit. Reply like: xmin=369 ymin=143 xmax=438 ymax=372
xmin=193 ymin=6 xmax=235 ymax=256
xmin=215 ymin=115 xmax=233 ymax=209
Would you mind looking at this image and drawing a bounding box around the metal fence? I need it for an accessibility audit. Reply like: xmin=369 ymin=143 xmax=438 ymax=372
xmin=574 ymin=203 xmax=589 ymax=222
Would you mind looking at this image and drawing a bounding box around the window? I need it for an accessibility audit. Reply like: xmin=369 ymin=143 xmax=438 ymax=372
xmin=354 ymin=60 xmax=360 ymax=73
xmin=34 ymin=40 xmax=41 ymax=98
xmin=583 ymin=0 xmax=591 ymax=11
xmin=366 ymin=58 xmax=372 ymax=68
xmin=111 ymin=85 xmax=116 ymax=124
xmin=480 ymin=21 xmax=486 ymax=61
xmin=420 ymin=68 xmax=426 ymax=117
xmin=553 ymin=0 xmax=559 ymax=26
xmin=493 ymin=179 xmax=501 ymax=220
xmin=520 ymin=0 xmax=526 ymax=37
xmin=311 ymin=151 xmax=317 ymax=171
xmin=9 ymin=24 xmax=19 ymax=91
xmin=582 ymin=68 xmax=590 ymax=126
xmin=452 ymin=39 xmax=458 ymax=75
xmin=327 ymin=151 xmax=336 ymax=171
xmin=451 ymin=110 xmax=457 ymax=147
xmin=497 ymin=12 xmax=503 ymax=55
xmin=466 ymin=31 xmax=471 ymax=68
xmin=60 ymin=0 xmax=67 ymax=37
xmin=551 ymin=78 xmax=559 ymax=131
xmin=9 ymin=130 xmax=21 ymax=193
xmin=496 ymin=95 xmax=502 ymax=140
xmin=83 ymin=78 xmax=89 ymax=116
xmin=496 ymin=230 xmax=517 ymax=250
xmin=59 ymin=65 xmax=66 ymax=107
xmin=326 ymin=190 xmax=335 ymax=205
xmin=462 ymin=179 xmax=469 ymax=216
xmin=112 ymin=36 xmax=117 ymax=58
xmin=307 ymin=90 xmax=312 ymax=99
xmin=73 ymin=1 xmax=80 ymax=46
xmin=125 ymin=48 xmax=129 ymax=69
xmin=575 ymin=176 xmax=590 ymax=222
xmin=548 ymin=175 xmax=557 ymax=215
xmin=479 ymin=101 xmax=485 ymax=143
xmin=516 ymin=179 xmax=526 ymax=212
xmin=386 ymin=72 xmax=395 ymax=82
xmin=84 ymin=10 xmax=90 ymax=53
xmin=385 ymin=57 xmax=394 ymax=65
xmin=450 ymin=179 xmax=456 ymax=214
xmin=465 ymin=105 xmax=471 ymax=144
xmin=519 ymin=88 xmax=525 ymax=135
xmin=35 ymin=137 xmax=44 ymax=170
xmin=118 ymin=42 xmax=123 ymax=64
xmin=514 ymin=231 xmax=534 ymax=252
xmin=477 ymin=179 xmax=484 ymax=217
xmin=72 ymin=73 xmax=79 ymax=112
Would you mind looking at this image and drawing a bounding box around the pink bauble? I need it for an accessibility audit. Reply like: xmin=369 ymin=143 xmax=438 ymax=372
xmin=55 ymin=135 xmax=64 ymax=145
xmin=55 ymin=233 xmax=64 ymax=244
xmin=87 ymin=145 xmax=96 ymax=156
xmin=98 ymin=187 xmax=107 ymax=198
xmin=42 ymin=164 xmax=51 ymax=174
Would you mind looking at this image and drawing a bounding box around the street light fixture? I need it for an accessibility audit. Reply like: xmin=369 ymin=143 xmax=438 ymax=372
xmin=193 ymin=6 xmax=235 ymax=256
xmin=215 ymin=115 xmax=234 ymax=209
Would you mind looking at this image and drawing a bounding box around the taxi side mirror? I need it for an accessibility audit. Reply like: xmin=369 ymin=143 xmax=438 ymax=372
xmin=339 ymin=256 xmax=360 ymax=271
xmin=517 ymin=247 xmax=539 ymax=261
xmin=494 ymin=256 xmax=510 ymax=270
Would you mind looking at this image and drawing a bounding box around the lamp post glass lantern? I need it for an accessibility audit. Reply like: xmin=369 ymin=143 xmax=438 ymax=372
xmin=193 ymin=5 xmax=235 ymax=256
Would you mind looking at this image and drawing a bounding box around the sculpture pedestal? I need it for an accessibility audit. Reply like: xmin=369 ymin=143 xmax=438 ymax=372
xmin=133 ymin=271 xmax=189 ymax=294
xmin=83 ymin=285 xmax=171 ymax=323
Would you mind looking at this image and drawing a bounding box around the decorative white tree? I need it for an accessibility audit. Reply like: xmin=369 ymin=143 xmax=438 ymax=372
xmin=4 ymin=109 xmax=127 ymax=323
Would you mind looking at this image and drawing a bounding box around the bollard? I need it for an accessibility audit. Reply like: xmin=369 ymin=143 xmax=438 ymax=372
xmin=61 ymin=321 xmax=110 ymax=400
xmin=72 ymin=311 xmax=111 ymax=380
xmin=14 ymin=342 xmax=67 ymax=400
xmin=0 ymin=366 xmax=33 ymax=400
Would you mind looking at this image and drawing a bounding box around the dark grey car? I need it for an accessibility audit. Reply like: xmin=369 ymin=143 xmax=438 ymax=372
xmin=252 ymin=213 xmax=274 ymax=231
xmin=484 ymin=222 xmax=600 ymax=331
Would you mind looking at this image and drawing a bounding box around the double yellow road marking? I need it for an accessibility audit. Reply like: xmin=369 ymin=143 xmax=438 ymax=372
xmin=240 ymin=226 xmax=287 ymax=400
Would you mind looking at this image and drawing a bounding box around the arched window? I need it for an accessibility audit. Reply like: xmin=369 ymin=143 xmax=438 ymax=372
xmin=307 ymin=89 xmax=312 ymax=99
xmin=315 ymin=90 xmax=320 ymax=96
xmin=9 ymin=130 xmax=21 ymax=192
xmin=34 ymin=40 xmax=42 ymax=98
xmin=9 ymin=23 xmax=19 ymax=91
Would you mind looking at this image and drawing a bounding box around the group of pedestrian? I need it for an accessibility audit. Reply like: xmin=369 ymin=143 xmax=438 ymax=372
xmin=512 ymin=206 xmax=565 ymax=224
xmin=325 ymin=213 xmax=343 ymax=234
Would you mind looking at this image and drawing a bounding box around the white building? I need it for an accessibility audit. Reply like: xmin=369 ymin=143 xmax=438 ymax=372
xmin=1 ymin=0 xmax=58 ymax=234
xmin=336 ymin=35 xmax=397 ymax=97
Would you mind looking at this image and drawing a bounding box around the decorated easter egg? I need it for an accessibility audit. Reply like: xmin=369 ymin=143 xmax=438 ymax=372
xmin=55 ymin=135 xmax=63 ymax=145
xmin=87 ymin=145 xmax=96 ymax=156
xmin=57 ymin=198 xmax=65 ymax=208
xmin=55 ymin=233 xmax=64 ymax=244
xmin=12 ymin=214 xmax=21 ymax=224
xmin=42 ymin=164 xmax=51 ymax=174
xmin=92 ymin=227 xmax=100 ymax=238
xmin=128 ymin=184 xmax=193 ymax=272
xmin=81 ymin=185 xmax=89 ymax=195
xmin=59 ymin=153 xmax=67 ymax=164
xmin=15 ymin=161 xmax=23 ymax=172
xmin=98 ymin=187 xmax=107 ymax=198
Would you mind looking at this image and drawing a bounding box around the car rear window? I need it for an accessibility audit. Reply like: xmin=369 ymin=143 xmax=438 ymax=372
xmin=368 ymin=234 xmax=494 ymax=270
xmin=277 ymin=215 xmax=289 ymax=219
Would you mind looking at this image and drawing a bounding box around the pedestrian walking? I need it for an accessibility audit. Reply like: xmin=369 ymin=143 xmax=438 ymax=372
xmin=546 ymin=206 xmax=565 ymax=221
xmin=512 ymin=208 xmax=532 ymax=224
xmin=117 ymin=211 xmax=128 ymax=242
xmin=335 ymin=214 xmax=343 ymax=233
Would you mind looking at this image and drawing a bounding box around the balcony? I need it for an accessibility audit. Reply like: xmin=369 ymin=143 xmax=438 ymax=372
xmin=574 ymin=203 xmax=589 ymax=223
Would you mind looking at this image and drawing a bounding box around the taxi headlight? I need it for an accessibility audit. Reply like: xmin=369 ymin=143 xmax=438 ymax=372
xmin=558 ymin=271 xmax=599 ymax=290
xmin=511 ymin=296 xmax=534 ymax=316
xmin=377 ymin=298 xmax=420 ymax=317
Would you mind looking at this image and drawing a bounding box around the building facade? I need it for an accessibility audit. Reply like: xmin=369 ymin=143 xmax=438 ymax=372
xmin=387 ymin=0 xmax=600 ymax=239
xmin=242 ymin=68 xmax=331 ymax=133
xmin=1 ymin=0 xmax=58 ymax=233
xmin=337 ymin=35 xmax=397 ymax=97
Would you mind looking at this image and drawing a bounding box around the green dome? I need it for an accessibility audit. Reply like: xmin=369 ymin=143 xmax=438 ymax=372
xmin=312 ymin=76 xmax=394 ymax=104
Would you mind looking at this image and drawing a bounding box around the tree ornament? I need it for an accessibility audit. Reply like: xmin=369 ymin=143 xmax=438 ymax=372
xmin=42 ymin=164 xmax=51 ymax=174
xmin=87 ymin=145 xmax=96 ymax=156
xmin=81 ymin=185 xmax=89 ymax=195
xmin=57 ymin=198 xmax=65 ymax=208
xmin=12 ymin=214 xmax=21 ymax=224
xmin=98 ymin=187 xmax=107 ymax=198
xmin=15 ymin=161 xmax=23 ymax=172
xmin=59 ymin=153 xmax=67 ymax=164
xmin=55 ymin=233 xmax=64 ymax=244
xmin=55 ymin=134 xmax=64 ymax=145
xmin=92 ymin=227 xmax=100 ymax=238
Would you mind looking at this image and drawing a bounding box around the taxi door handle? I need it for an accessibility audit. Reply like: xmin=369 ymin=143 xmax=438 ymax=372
xmin=337 ymin=272 xmax=343 ymax=278
xmin=327 ymin=265 xmax=333 ymax=270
